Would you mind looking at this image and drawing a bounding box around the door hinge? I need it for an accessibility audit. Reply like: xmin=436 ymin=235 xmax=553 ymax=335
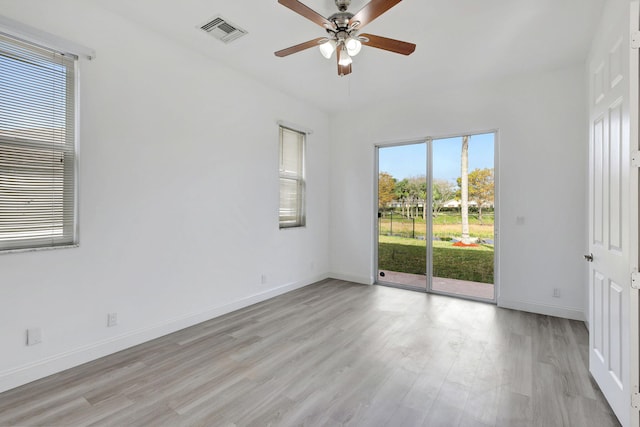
xmin=632 ymin=150 xmax=640 ymax=167
xmin=632 ymin=270 xmax=640 ymax=290
xmin=632 ymin=32 xmax=640 ymax=49
xmin=633 ymin=388 xmax=640 ymax=409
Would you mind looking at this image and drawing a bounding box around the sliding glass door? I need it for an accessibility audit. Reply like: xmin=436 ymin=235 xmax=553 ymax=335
xmin=376 ymin=133 xmax=496 ymax=302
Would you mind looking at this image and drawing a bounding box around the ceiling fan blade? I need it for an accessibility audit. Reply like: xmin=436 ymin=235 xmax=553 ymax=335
xmin=337 ymin=47 xmax=353 ymax=76
xmin=349 ymin=0 xmax=402 ymax=29
xmin=275 ymin=37 xmax=326 ymax=57
xmin=360 ymin=34 xmax=416 ymax=55
xmin=278 ymin=0 xmax=333 ymax=28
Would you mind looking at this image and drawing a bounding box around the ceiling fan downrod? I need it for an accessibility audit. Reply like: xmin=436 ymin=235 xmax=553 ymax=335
xmin=335 ymin=0 xmax=351 ymax=12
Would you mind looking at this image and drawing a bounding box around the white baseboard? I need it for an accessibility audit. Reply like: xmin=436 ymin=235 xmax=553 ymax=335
xmin=328 ymin=272 xmax=373 ymax=285
xmin=498 ymin=297 xmax=585 ymax=321
xmin=0 ymin=274 xmax=329 ymax=394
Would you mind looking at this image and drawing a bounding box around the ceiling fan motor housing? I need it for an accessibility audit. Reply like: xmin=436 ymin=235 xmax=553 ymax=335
xmin=327 ymin=11 xmax=355 ymax=45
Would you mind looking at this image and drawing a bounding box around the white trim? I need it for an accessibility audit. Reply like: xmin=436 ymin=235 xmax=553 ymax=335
xmin=0 ymin=15 xmax=95 ymax=59
xmin=330 ymin=272 xmax=372 ymax=285
xmin=0 ymin=274 xmax=329 ymax=394
xmin=498 ymin=298 xmax=585 ymax=321
xmin=493 ymin=130 xmax=501 ymax=302
xmin=0 ymin=243 xmax=79 ymax=256
xmin=426 ymin=138 xmax=434 ymax=293
xmin=373 ymin=146 xmax=380 ymax=284
xmin=628 ymin=3 xmax=640 ymax=427
xmin=276 ymin=120 xmax=313 ymax=135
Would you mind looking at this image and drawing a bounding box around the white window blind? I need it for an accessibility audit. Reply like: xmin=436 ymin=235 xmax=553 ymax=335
xmin=279 ymin=126 xmax=305 ymax=228
xmin=0 ymin=33 xmax=77 ymax=251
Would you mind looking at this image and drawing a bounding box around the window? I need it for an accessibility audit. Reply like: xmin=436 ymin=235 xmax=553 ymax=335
xmin=0 ymin=33 xmax=77 ymax=251
xmin=279 ymin=126 xmax=305 ymax=228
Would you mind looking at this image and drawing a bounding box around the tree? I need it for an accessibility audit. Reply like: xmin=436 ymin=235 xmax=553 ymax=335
xmin=394 ymin=179 xmax=410 ymax=217
xmin=432 ymin=179 xmax=456 ymax=217
xmin=460 ymin=136 xmax=471 ymax=244
xmin=392 ymin=176 xmax=426 ymax=218
xmin=467 ymin=168 xmax=494 ymax=224
xmin=378 ymin=172 xmax=396 ymax=211
xmin=416 ymin=178 xmax=427 ymax=219
xmin=406 ymin=176 xmax=426 ymax=219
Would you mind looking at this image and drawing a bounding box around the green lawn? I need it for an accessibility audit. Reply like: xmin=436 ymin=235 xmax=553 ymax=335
xmin=378 ymin=235 xmax=494 ymax=284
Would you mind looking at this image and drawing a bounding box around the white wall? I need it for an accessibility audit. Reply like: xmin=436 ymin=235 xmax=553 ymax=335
xmin=0 ymin=0 xmax=595 ymax=394
xmin=329 ymin=64 xmax=588 ymax=320
xmin=0 ymin=0 xmax=331 ymax=393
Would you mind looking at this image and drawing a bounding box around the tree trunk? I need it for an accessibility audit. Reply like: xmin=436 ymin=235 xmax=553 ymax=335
xmin=478 ymin=206 xmax=483 ymax=225
xmin=461 ymin=136 xmax=471 ymax=244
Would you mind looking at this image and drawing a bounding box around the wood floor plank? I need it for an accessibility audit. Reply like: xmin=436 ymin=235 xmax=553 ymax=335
xmin=0 ymin=280 xmax=621 ymax=426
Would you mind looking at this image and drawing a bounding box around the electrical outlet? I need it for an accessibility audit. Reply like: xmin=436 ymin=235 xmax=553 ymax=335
xmin=553 ymin=288 xmax=561 ymax=298
xmin=107 ymin=313 xmax=118 ymax=327
xmin=26 ymin=328 xmax=42 ymax=346
xmin=261 ymin=274 xmax=267 ymax=285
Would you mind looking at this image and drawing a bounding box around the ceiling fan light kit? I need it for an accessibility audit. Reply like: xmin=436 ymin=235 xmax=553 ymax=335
xmin=338 ymin=45 xmax=353 ymax=66
xmin=319 ymin=39 xmax=337 ymax=58
xmin=345 ymin=37 xmax=362 ymax=56
xmin=275 ymin=0 xmax=416 ymax=76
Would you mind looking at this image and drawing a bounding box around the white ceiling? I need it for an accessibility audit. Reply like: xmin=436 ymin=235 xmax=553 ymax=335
xmin=92 ymin=0 xmax=605 ymax=113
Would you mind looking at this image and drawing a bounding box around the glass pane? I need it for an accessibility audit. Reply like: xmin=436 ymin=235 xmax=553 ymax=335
xmin=280 ymin=128 xmax=302 ymax=175
xmin=0 ymin=36 xmax=71 ymax=145
xmin=377 ymin=142 xmax=427 ymax=290
xmin=431 ymin=133 xmax=495 ymax=300
xmin=279 ymin=177 xmax=299 ymax=224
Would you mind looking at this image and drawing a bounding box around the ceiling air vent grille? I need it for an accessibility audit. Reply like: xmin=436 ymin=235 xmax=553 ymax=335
xmin=199 ymin=16 xmax=247 ymax=43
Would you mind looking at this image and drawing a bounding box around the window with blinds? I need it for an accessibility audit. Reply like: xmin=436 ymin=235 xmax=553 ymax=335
xmin=279 ymin=126 xmax=305 ymax=228
xmin=0 ymin=33 xmax=77 ymax=251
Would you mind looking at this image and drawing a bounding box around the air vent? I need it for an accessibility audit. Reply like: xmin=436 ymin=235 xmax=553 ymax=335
xmin=199 ymin=16 xmax=247 ymax=43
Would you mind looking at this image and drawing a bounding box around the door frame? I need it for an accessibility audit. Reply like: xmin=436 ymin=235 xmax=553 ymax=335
xmin=373 ymin=130 xmax=500 ymax=304
xmin=629 ymin=3 xmax=639 ymax=426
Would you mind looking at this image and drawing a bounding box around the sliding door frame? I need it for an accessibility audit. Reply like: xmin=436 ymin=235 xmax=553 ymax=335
xmin=374 ymin=130 xmax=500 ymax=304
xmin=374 ymin=139 xmax=429 ymax=292
xmin=426 ymin=130 xmax=499 ymax=304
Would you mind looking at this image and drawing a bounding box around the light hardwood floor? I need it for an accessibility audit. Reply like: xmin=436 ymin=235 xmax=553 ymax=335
xmin=0 ymin=279 xmax=620 ymax=426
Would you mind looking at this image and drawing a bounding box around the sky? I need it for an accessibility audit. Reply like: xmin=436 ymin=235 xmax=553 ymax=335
xmin=378 ymin=133 xmax=495 ymax=183
xmin=0 ymin=46 xmax=68 ymax=132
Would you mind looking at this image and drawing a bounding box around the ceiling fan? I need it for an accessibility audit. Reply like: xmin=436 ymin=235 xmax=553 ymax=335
xmin=274 ymin=0 xmax=416 ymax=76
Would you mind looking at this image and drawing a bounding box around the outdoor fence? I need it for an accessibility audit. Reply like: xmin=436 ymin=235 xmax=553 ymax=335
xmin=378 ymin=211 xmax=495 ymax=241
xmin=378 ymin=213 xmax=426 ymax=239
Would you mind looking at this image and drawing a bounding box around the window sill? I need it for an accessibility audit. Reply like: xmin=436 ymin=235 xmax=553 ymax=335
xmin=0 ymin=243 xmax=79 ymax=255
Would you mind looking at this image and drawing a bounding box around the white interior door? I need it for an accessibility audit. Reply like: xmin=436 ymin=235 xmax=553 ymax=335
xmin=588 ymin=3 xmax=639 ymax=426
